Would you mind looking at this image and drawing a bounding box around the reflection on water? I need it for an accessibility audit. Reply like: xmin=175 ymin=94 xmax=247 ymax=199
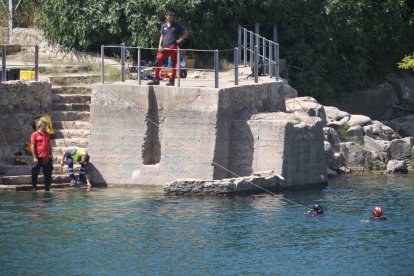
xmin=0 ymin=174 xmax=413 ymax=275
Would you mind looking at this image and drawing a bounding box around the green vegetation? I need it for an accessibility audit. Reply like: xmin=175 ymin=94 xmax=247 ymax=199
xmin=338 ymin=122 xmax=350 ymax=142
xmin=4 ymin=0 xmax=414 ymax=103
xmin=292 ymin=116 xmax=302 ymax=124
xmin=398 ymin=53 xmax=414 ymax=71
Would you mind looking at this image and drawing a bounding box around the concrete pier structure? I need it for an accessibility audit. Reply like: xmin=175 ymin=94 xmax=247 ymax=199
xmin=89 ymin=81 xmax=327 ymax=188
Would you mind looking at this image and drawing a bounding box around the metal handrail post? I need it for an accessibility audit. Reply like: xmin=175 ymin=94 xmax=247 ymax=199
xmin=269 ymin=42 xmax=273 ymax=78
xmin=121 ymin=43 xmax=126 ymax=82
xmin=101 ymin=45 xmax=104 ymax=83
xmin=34 ymin=45 xmax=39 ymax=81
xmin=237 ymin=25 xmax=241 ymax=65
xmin=254 ymin=45 xmax=258 ymax=83
xmin=249 ymin=32 xmax=253 ymax=66
xmin=243 ymin=28 xmax=247 ymax=66
xmin=263 ymin=38 xmax=267 ymax=75
xmin=176 ymin=47 xmax=180 ymax=87
xmin=2 ymin=45 xmax=6 ymax=82
xmin=255 ymin=23 xmax=260 ymax=47
xmin=234 ymin=47 xmax=238 ymax=85
xmin=137 ymin=47 xmax=141 ymax=85
xmin=214 ymin=49 xmax=219 ymax=88
xmin=276 ymin=43 xmax=280 ymax=81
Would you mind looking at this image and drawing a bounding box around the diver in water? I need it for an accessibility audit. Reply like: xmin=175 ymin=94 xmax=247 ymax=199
xmin=370 ymin=206 xmax=387 ymax=221
xmin=307 ymin=204 xmax=324 ymax=217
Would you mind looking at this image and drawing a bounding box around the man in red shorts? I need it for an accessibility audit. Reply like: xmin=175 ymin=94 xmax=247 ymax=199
xmin=147 ymin=10 xmax=189 ymax=86
xmin=31 ymin=119 xmax=53 ymax=191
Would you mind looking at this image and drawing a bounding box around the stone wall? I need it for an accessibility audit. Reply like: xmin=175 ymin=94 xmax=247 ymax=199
xmin=0 ymin=81 xmax=52 ymax=164
xmin=89 ymin=81 xmax=327 ymax=188
xmin=10 ymin=28 xmax=110 ymax=64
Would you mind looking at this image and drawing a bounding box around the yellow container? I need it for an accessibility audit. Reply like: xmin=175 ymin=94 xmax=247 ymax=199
xmin=20 ymin=70 xmax=35 ymax=80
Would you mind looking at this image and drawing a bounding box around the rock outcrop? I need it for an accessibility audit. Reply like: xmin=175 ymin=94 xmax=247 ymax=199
xmin=164 ymin=171 xmax=285 ymax=195
xmin=291 ymin=96 xmax=413 ymax=174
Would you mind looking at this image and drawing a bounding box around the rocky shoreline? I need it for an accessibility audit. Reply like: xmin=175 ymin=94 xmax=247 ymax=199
xmin=285 ymin=96 xmax=413 ymax=176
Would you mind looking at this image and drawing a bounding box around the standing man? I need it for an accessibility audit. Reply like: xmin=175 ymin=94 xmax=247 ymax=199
xmin=31 ymin=120 xmax=53 ymax=191
xmin=60 ymin=146 xmax=91 ymax=188
xmin=147 ymin=10 xmax=189 ymax=86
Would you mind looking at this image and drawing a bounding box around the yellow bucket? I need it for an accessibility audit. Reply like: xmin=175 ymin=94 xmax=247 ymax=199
xmin=20 ymin=70 xmax=35 ymax=81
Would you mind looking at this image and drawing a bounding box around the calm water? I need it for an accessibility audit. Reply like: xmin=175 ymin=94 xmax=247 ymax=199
xmin=0 ymin=175 xmax=413 ymax=275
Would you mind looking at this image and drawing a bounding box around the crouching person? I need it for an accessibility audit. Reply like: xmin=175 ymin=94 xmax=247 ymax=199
xmin=60 ymin=147 xmax=91 ymax=188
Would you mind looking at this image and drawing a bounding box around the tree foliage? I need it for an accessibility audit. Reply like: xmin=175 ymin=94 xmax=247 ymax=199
xmin=398 ymin=53 xmax=414 ymax=71
xmin=36 ymin=0 xmax=414 ymax=103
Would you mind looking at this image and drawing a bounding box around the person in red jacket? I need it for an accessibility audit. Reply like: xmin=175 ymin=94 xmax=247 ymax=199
xmin=31 ymin=120 xmax=53 ymax=191
xmin=147 ymin=10 xmax=188 ymax=86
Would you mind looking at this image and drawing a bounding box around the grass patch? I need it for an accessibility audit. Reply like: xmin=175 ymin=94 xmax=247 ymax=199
xmin=338 ymin=121 xmax=350 ymax=142
xmin=292 ymin=116 xmax=302 ymax=124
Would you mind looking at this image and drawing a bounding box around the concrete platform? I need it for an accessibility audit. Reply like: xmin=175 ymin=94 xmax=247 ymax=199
xmin=89 ymin=79 xmax=327 ymax=188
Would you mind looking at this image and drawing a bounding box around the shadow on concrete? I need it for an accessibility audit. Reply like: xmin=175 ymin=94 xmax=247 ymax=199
xmin=142 ymin=87 xmax=161 ymax=165
xmin=212 ymin=104 xmax=254 ymax=179
xmin=88 ymin=162 xmax=107 ymax=187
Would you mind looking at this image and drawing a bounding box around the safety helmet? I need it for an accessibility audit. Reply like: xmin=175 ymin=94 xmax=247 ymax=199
xmin=372 ymin=206 xmax=383 ymax=217
xmin=313 ymin=204 xmax=323 ymax=214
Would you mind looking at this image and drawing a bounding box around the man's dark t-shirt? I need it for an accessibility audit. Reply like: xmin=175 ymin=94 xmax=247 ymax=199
xmin=160 ymin=22 xmax=185 ymax=47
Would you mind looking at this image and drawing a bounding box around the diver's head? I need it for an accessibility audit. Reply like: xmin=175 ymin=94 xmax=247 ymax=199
xmin=80 ymin=154 xmax=90 ymax=164
xmin=372 ymin=206 xmax=383 ymax=217
xmin=313 ymin=204 xmax=323 ymax=214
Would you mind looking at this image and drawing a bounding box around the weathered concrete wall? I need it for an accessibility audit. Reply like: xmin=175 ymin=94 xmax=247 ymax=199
xmin=231 ymin=113 xmax=327 ymax=187
xmin=89 ymin=84 xmax=220 ymax=185
xmin=89 ymin=81 xmax=326 ymax=188
xmin=0 ymin=81 xmax=52 ymax=164
xmin=334 ymin=84 xmax=399 ymax=120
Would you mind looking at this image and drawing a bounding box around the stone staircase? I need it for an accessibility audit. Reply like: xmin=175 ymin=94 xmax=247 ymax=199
xmin=0 ymin=67 xmax=99 ymax=191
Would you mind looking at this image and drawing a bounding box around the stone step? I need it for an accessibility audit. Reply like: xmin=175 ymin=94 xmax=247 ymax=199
xmin=51 ymin=138 xmax=89 ymax=148
xmin=53 ymin=129 xmax=90 ymax=139
xmin=53 ymin=121 xmax=90 ymax=130
xmin=49 ymin=74 xmax=100 ymax=86
xmin=52 ymin=94 xmax=91 ymax=104
xmin=52 ymin=86 xmax=92 ymax=95
xmin=52 ymin=103 xmax=90 ymax=112
xmin=0 ymin=174 xmax=70 ymax=185
xmin=52 ymin=111 xmax=90 ymax=121
xmin=0 ymin=164 xmax=83 ymax=175
xmin=1 ymin=183 xmax=73 ymax=191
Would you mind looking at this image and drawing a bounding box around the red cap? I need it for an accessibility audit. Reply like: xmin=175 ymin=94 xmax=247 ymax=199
xmin=373 ymin=206 xmax=383 ymax=217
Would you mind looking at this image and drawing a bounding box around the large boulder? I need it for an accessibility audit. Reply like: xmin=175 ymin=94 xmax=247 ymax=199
xmin=363 ymin=136 xmax=389 ymax=162
xmin=324 ymin=106 xmax=350 ymax=121
xmin=164 ymin=171 xmax=285 ymax=195
xmin=387 ymin=138 xmax=413 ymax=160
xmin=384 ymin=115 xmax=414 ymax=137
xmin=323 ymin=127 xmax=341 ymax=148
xmin=324 ymin=141 xmax=345 ymax=171
xmin=285 ymin=97 xmax=327 ymax=126
xmin=387 ymin=71 xmax=414 ymax=102
xmin=346 ymin=125 xmax=364 ymax=144
xmin=363 ymin=122 xmax=396 ymax=141
xmin=348 ymin=115 xmax=372 ymax=127
xmin=386 ymin=160 xmax=408 ymax=174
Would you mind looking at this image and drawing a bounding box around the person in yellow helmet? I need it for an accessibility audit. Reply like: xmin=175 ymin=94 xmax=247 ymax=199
xmin=60 ymin=147 xmax=91 ymax=188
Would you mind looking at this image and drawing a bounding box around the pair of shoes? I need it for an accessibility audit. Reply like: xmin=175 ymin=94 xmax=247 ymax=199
xmin=166 ymin=78 xmax=175 ymax=86
xmin=32 ymin=186 xmax=37 ymax=191
xmin=147 ymin=77 xmax=160 ymax=85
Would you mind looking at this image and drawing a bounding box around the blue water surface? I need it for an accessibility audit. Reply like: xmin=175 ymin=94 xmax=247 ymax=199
xmin=0 ymin=174 xmax=413 ymax=275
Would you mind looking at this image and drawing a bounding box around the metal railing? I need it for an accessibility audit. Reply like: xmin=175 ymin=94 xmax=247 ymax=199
xmin=100 ymin=25 xmax=280 ymax=88
xmin=0 ymin=44 xmax=39 ymax=82
xmin=237 ymin=25 xmax=279 ymax=81
xmin=101 ymin=44 xmax=221 ymax=88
